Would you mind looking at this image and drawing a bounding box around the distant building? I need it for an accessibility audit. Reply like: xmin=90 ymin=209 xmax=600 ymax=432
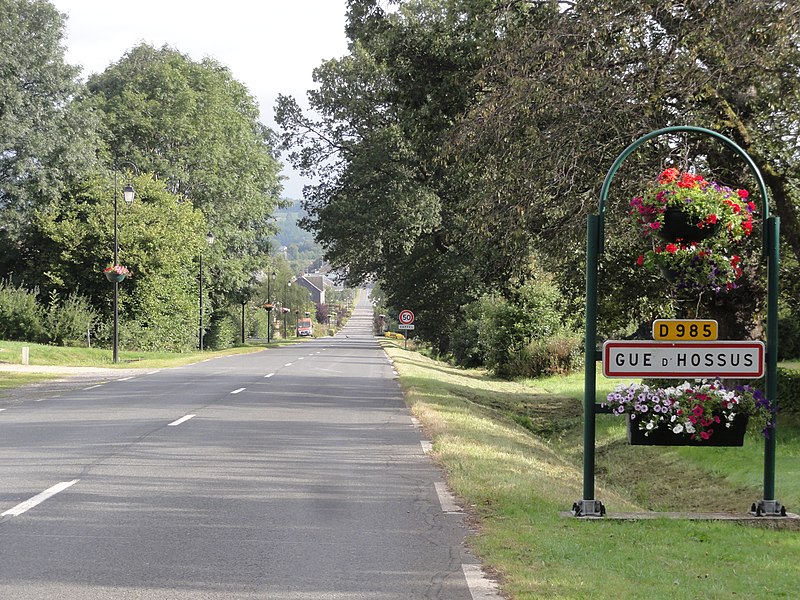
xmin=296 ymin=273 xmax=334 ymax=304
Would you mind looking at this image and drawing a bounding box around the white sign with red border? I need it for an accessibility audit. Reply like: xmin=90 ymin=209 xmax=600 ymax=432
xmin=398 ymin=310 xmax=415 ymax=325
xmin=602 ymin=340 xmax=765 ymax=379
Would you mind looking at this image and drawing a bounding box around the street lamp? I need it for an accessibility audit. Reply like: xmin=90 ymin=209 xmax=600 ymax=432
xmin=283 ymin=280 xmax=291 ymax=340
xmin=266 ymin=270 xmax=276 ymax=343
xmin=199 ymin=231 xmax=215 ymax=350
xmin=112 ymin=161 xmax=138 ymax=363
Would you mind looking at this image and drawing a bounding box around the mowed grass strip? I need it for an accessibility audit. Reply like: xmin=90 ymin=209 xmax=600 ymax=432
xmin=385 ymin=343 xmax=800 ymax=600
xmin=0 ymin=339 xmax=274 ymax=369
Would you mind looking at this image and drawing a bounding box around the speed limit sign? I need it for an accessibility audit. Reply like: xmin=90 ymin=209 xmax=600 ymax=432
xmin=399 ymin=310 xmax=415 ymax=325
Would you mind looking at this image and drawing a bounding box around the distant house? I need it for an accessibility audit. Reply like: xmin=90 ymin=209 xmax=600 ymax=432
xmin=296 ymin=273 xmax=333 ymax=304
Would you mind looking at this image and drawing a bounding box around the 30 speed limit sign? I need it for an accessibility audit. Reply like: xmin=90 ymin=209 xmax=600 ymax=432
xmin=398 ymin=310 xmax=415 ymax=325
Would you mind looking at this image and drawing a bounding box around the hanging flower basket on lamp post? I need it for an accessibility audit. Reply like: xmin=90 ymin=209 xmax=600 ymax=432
xmin=104 ymin=265 xmax=131 ymax=283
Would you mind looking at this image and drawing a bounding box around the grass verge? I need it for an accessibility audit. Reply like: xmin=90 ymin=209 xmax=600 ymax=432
xmin=0 ymin=339 xmax=281 ymax=370
xmin=385 ymin=343 xmax=800 ymax=600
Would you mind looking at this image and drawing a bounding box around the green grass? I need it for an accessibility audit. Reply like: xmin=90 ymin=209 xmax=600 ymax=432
xmin=385 ymin=343 xmax=800 ymax=600
xmin=0 ymin=372 xmax=58 ymax=391
xmin=0 ymin=339 xmax=282 ymax=369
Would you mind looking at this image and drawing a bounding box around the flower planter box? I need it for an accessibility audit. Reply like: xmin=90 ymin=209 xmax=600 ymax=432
xmin=105 ymin=271 xmax=126 ymax=283
xmin=657 ymin=208 xmax=719 ymax=243
xmin=627 ymin=414 xmax=748 ymax=446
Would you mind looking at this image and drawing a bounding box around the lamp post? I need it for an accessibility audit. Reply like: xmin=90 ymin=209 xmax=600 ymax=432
xmin=283 ymin=280 xmax=291 ymax=339
xmin=199 ymin=231 xmax=215 ymax=350
xmin=112 ymin=162 xmax=137 ymax=363
xmin=266 ymin=270 xmax=276 ymax=343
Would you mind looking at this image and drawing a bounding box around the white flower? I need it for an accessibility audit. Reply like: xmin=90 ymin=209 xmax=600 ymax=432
xmin=672 ymin=424 xmax=684 ymax=434
xmin=646 ymin=422 xmax=655 ymax=430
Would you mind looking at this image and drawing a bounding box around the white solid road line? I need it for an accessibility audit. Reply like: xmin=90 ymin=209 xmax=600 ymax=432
xmin=2 ymin=480 xmax=80 ymax=517
xmin=462 ymin=564 xmax=503 ymax=599
xmin=434 ymin=481 xmax=463 ymax=514
xmin=83 ymin=384 xmax=102 ymax=390
xmin=168 ymin=414 xmax=195 ymax=427
xmin=230 ymin=388 xmax=246 ymax=394
xmin=118 ymin=376 xmax=134 ymax=381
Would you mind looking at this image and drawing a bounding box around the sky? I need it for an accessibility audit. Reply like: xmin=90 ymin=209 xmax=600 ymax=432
xmin=49 ymin=0 xmax=352 ymax=200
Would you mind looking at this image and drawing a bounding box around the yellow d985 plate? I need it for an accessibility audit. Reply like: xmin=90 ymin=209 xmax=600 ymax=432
xmin=652 ymin=319 xmax=718 ymax=341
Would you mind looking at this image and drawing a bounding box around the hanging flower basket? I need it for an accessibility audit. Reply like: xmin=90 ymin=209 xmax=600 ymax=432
xmin=103 ymin=265 xmax=131 ymax=283
xmin=604 ymin=380 xmax=775 ymax=446
xmin=630 ymin=168 xmax=756 ymax=293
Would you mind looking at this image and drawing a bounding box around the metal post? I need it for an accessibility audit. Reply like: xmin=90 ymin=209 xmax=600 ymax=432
xmin=753 ymin=216 xmax=785 ymax=516
xmin=241 ymin=302 xmax=246 ymax=344
xmin=573 ymin=215 xmax=605 ymax=517
xmin=267 ymin=275 xmax=272 ymax=344
xmin=199 ymin=253 xmax=204 ymax=351
xmin=113 ymin=169 xmax=119 ymax=363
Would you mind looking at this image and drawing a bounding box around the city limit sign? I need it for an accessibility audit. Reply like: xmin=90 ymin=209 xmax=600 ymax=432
xmin=602 ymin=340 xmax=765 ymax=379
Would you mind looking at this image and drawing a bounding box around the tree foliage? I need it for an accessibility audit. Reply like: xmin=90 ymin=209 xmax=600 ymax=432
xmin=88 ymin=44 xmax=284 ymax=298
xmin=279 ymin=0 xmax=800 ymax=354
xmin=26 ymin=173 xmax=208 ymax=351
xmin=0 ymin=0 xmax=100 ymax=260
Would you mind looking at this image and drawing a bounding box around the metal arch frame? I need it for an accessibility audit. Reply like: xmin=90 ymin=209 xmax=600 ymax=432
xmin=573 ymin=126 xmax=783 ymax=517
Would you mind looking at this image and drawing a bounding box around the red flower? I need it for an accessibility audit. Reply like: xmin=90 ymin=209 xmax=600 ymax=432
xmin=706 ymin=214 xmax=718 ymax=224
xmin=738 ymin=189 xmax=749 ymax=199
xmin=658 ymin=168 xmax=680 ymax=184
xmin=636 ymin=255 xmax=644 ymax=266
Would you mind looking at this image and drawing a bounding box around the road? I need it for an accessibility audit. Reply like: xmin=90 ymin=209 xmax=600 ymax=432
xmin=0 ymin=293 xmax=499 ymax=599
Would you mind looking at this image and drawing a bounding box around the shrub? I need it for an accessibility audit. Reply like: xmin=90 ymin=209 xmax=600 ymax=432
xmin=44 ymin=290 xmax=97 ymax=346
xmin=510 ymin=333 xmax=584 ymax=378
xmin=777 ymin=367 xmax=800 ymax=414
xmin=778 ymin=312 xmax=800 ymax=360
xmin=0 ymin=280 xmax=45 ymax=342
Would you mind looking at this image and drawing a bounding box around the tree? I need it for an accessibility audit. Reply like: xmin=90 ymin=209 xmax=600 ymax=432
xmin=87 ymin=44 xmax=284 ymax=300
xmin=0 ymin=0 xmax=100 ymax=270
xmin=26 ymin=172 xmax=209 ymax=351
xmin=449 ymin=0 xmax=800 ymax=336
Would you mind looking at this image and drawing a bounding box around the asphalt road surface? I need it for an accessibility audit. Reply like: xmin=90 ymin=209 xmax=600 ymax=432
xmin=0 ymin=294 xmax=499 ymax=599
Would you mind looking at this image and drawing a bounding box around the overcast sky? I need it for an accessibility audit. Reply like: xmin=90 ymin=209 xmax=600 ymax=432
xmin=50 ymin=0 xmax=352 ymax=200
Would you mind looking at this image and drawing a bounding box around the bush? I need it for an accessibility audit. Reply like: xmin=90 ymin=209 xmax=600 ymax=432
xmin=510 ymin=334 xmax=584 ymax=378
xmin=778 ymin=313 xmax=800 ymax=360
xmin=0 ymin=280 xmax=45 ymax=342
xmin=44 ymin=290 xmax=97 ymax=346
xmin=206 ymin=308 xmax=239 ymax=350
xmin=777 ymin=367 xmax=800 ymax=414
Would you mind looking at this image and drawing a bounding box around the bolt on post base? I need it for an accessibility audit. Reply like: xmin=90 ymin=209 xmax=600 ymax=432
xmin=572 ymin=499 xmax=606 ymax=518
xmin=750 ymin=500 xmax=787 ymax=517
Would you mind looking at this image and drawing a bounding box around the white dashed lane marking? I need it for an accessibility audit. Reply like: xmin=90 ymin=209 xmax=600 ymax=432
xmin=168 ymin=415 xmax=195 ymax=427
xmin=2 ymin=480 xmax=80 ymax=517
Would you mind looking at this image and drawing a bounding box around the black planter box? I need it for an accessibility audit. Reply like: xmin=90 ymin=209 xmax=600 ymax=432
xmin=627 ymin=414 xmax=748 ymax=446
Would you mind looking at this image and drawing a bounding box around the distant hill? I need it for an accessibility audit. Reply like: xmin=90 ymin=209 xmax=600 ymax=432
xmin=273 ymin=199 xmax=323 ymax=272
